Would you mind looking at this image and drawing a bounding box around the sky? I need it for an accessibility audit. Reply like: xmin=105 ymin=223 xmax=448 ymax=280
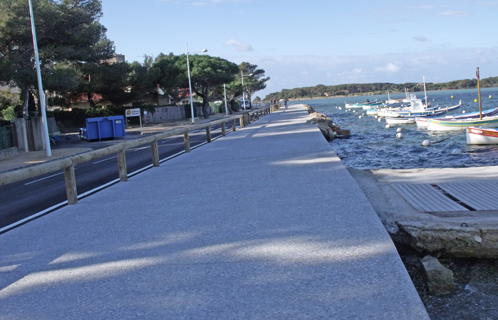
xmin=100 ymin=0 xmax=498 ymax=98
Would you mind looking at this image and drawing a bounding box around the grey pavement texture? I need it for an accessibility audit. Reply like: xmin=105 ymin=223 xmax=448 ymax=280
xmin=0 ymin=104 xmax=429 ymax=319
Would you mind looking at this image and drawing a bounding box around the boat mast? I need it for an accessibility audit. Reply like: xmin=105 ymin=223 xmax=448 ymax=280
xmin=477 ymin=67 xmax=482 ymax=120
xmin=423 ymin=76 xmax=428 ymax=108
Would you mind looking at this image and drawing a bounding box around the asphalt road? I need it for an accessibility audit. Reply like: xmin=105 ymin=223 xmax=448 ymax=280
xmin=0 ymin=127 xmax=228 ymax=230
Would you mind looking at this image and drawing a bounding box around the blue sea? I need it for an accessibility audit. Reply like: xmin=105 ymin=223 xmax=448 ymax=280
xmin=294 ymin=87 xmax=498 ymax=169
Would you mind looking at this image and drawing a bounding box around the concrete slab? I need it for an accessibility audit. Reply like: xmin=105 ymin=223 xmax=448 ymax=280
xmin=0 ymin=105 xmax=429 ymax=319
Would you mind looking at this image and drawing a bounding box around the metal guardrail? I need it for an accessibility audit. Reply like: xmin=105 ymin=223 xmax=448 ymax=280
xmin=0 ymin=107 xmax=276 ymax=205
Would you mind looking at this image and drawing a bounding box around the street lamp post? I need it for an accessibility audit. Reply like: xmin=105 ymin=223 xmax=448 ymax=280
xmin=240 ymin=71 xmax=252 ymax=110
xmin=223 ymin=84 xmax=228 ymax=115
xmin=28 ymin=0 xmax=51 ymax=157
xmin=186 ymin=43 xmax=207 ymax=123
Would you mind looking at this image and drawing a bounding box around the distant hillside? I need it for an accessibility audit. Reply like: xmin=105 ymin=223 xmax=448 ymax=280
xmin=263 ymin=76 xmax=498 ymax=101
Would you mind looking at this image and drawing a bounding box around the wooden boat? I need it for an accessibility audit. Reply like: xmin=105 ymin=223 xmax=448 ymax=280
xmin=385 ymin=117 xmax=416 ymax=125
xmin=427 ymin=115 xmax=498 ymax=131
xmin=428 ymin=68 xmax=498 ymax=132
xmin=466 ymin=127 xmax=498 ymax=144
xmin=417 ymin=107 xmax=498 ymax=128
xmin=345 ymin=100 xmax=383 ymax=109
xmin=385 ymin=91 xmax=403 ymax=105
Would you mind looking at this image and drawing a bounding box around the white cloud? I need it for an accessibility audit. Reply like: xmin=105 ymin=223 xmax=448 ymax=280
xmin=407 ymin=5 xmax=434 ymax=9
xmin=412 ymin=36 xmax=428 ymax=42
xmin=374 ymin=62 xmax=401 ymax=73
xmin=224 ymin=39 xmax=254 ymax=52
xmin=439 ymin=10 xmax=472 ymax=17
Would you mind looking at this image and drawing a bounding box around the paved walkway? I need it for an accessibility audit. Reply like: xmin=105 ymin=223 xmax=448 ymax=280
xmin=0 ymin=104 xmax=429 ymax=319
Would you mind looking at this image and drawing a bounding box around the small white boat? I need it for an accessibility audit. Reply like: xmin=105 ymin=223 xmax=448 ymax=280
xmin=385 ymin=91 xmax=403 ymax=105
xmin=345 ymin=100 xmax=383 ymax=109
xmin=385 ymin=117 xmax=416 ymax=125
xmin=466 ymin=127 xmax=498 ymax=144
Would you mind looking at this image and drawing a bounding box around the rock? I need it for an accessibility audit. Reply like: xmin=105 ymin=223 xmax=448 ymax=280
xmin=421 ymin=255 xmax=455 ymax=295
xmin=316 ymin=123 xmax=334 ymax=141
xmin=335 ymin=129 xmax=351 ymax=138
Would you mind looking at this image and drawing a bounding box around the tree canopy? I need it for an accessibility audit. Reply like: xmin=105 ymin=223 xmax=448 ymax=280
xmin=0 ymin=0 xmax=114 ymax=116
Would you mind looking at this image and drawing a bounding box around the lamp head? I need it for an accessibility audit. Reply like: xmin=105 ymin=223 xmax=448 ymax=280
xmin=201 ymin=49 xmax=208 ymax=52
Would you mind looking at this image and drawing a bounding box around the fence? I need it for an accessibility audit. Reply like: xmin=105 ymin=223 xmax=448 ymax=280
xmin=0 ymin=107 xmax=275 ymax=205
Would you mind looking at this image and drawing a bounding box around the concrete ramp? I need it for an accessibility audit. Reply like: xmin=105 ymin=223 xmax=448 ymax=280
xmin=0 ymin=105 xmax=428 ymax=319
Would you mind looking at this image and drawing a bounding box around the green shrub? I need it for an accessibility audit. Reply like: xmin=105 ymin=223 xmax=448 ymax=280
xmin=1 ymin=106 xmax=16 ymax=121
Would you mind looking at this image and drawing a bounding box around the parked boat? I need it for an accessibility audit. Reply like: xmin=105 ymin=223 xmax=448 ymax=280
xmin=427 ymin=68 xmax=498 ymax=131
xmin=417 ymin=107 xmax=498 ymax=128
xmin=427 ymin=116 xmax=498 ymax=131
xmin=385 ymin=91 xmax=403 ymax=105
xmin=345 ymin=100 xmax=383 ymax=109
xmin=385 ymin=117 xmax=417 ymax=125
xmin=466 ymin=127 xmax=498 ymax=144
xmin=388 ymin=108 xmax=448 ymax=125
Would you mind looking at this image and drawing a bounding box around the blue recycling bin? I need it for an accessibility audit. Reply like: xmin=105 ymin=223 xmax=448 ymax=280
xmin=81 ymin=116 xmax=126 ymax=141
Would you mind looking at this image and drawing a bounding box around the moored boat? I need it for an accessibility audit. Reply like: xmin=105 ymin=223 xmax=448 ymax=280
xmin=466 ymin=127 xmax=498 ymax=144
xmin=385 ymin=117 xmax=416 ymax=125
xmin=345 ymin=100 xmax=383 ymax=109
xmin=418 ymin=107 xmax=498 ymax=128
xmin=427 ymin=116 xmax=498 ymax=131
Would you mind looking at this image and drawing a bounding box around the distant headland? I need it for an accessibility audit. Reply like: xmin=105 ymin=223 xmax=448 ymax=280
xmin=263 ymin=76 xmax=498 ymax=101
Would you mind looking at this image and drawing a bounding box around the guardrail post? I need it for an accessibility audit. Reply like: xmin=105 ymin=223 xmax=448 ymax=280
xmin=151 ymin=138 xmax=160 ymax=167
xmin=221 ymin=122 xmax=226 ymax=136
xmin=239 ymin=117 xmax=245 ymax=129
xmin=232 ymin=119 xmax=236 ymax=131
xmin=64 ymin=165 xmax=78 ymax=205
xmin=117 ymin=150 xmax=128 ymax=182
xmin=184 ymin=132 xmax=191 ymax=153
xmin=206 ymin=126 xmax=212 ymax=143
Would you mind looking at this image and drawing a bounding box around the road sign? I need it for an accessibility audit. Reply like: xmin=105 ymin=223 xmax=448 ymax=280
xmin=125 ymin=108 xmax=141 ymax=117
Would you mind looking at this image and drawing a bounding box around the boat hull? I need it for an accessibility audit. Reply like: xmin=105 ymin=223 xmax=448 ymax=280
xmin=428 ymin=116 xmax=498 ymax=131
xmin=386 ymin=117 xmax=416 ymax=125
xmin=466 ymin=127 xmax=498 ymax=144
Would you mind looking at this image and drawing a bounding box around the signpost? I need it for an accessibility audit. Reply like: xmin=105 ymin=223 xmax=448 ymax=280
xmin=125 ymin=108 xmax=142 ymax=127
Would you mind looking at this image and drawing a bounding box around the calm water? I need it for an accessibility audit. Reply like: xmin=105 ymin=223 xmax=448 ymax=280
xmin=294 ymin=88 xmax=498 ymax=169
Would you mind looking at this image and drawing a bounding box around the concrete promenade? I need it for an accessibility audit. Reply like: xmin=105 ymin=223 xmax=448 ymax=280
xmin=0 ymin=104 xmax=429 ymax=319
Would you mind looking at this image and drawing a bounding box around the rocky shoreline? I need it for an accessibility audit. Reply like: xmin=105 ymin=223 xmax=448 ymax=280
xmin=304 ymin=105 xmax=350 ymax=140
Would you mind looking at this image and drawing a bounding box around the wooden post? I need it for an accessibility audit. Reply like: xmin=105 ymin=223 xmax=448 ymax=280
xmin=239 ymin=117 xmax=245 ymax=128
xmin=117 ymin=150 xmax=128 ymax=182
xmin=184 ymin=132 xmax=191 ymax=153
xmin=151 ymin=138 xmax=160 ymax=167
xmin=64 ymin=165 xmax=78 ymax=205
xmin=206 ymin=126 xmax=212 ymax=143
xmin=221 ymin=122 xmax=226 ymax=136
xmin=232 ymin=119 xmax=236 ymax=131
